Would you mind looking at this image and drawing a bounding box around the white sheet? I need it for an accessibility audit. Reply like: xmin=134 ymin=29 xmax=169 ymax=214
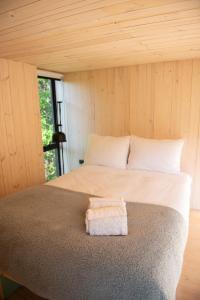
xmin=48 ymin=165 xmax=192 ymax=223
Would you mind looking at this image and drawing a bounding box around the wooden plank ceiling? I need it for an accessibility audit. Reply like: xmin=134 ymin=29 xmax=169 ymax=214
xmin=0 ymin=0 xmax=200 ymax=73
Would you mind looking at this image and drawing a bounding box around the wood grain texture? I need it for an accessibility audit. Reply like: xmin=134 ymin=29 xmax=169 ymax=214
xmin=0 ymin=1 xmax=200 ymax=72
xmin=4 ymin=210 xmax=200 ymax=299
xmin=176 ymin=210 xmax=200 ymax=300
xmin=0 ymin=58 xmax=45 ymax=199
xmin=64 ymin=58 xmax=200 ymax=209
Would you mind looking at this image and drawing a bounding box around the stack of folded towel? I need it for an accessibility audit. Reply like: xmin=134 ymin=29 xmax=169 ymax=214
xmin=85 ymin=197 xmax=128 ymax=236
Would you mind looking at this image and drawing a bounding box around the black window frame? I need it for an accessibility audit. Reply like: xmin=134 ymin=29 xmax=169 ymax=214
xmin=38 ymin=75 xmax=62 ymax=177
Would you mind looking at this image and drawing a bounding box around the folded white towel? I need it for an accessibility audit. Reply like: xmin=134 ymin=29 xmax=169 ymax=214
xmin=86 ymin=205 xmax=128 ymax=236
xmin=86 ymin=206 xmax=127 ymax=220
xmin=89 ymin=197 xmax=126 ymax=209
xmin=87 ymin=216 xmax=128 ymax=236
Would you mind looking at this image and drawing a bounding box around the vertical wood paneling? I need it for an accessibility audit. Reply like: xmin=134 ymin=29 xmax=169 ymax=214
xmin=153 ymin=62 xmax=175 ymax=138
xmin=23 ymin=63 xmax=45 ymax=185
xmin=0 ymin=59 xmax=16 ymax=196
xmin=93 ymin=67 xmax=130 ymax=136
xmin=64 ymin=59 xmax=200 ymax=209
xmin=9 ymin=60 xmax=29 ymax=190
xmin=189 ymin=60 xmax=200 ymax=208
xmin=130 ymin=64 xmax=154 ymax=138
xmin=0 ymin=58 xmax=45 ymax=198
xmin=172 ymin=61 xmax=193 ymax=172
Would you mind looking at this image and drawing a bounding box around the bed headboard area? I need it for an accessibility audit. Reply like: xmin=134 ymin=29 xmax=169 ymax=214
xmin=64 ymin=59 xmax=200 ymax=209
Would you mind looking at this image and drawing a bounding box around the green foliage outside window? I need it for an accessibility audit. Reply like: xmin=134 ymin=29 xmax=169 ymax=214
xmin=38 ymin=78 xmax=58 ymax=181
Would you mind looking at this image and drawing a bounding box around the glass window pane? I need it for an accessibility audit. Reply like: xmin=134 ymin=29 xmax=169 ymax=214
xmin=44 ymin=149 xmax=59 ymax=181
xmin=38 ymin=78 xmax=55 ymax=146
xmin=38 ymin=77 xmax=61 ymax=181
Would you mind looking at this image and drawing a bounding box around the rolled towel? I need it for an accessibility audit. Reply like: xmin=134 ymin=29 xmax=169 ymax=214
xmin=86 ymin=206 xmax=128 ymax=236
xmin=89 ymin=197 xmax=126 ymax=209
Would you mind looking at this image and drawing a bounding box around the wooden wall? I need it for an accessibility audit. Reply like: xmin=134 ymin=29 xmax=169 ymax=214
xmin=64 ymin=59 xmax=200 ymax=209
xmin=0 ymin=58 xmax=45 ymax=198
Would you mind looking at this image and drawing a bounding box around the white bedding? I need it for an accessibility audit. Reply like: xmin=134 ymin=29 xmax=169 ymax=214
xmin=48 ymin=165 xmax=192 ymax=223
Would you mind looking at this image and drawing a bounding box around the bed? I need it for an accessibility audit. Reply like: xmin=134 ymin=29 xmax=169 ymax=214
xmin=48 ymin=165 xmax=192 ymax=224
xmin=0 ymin=165 xmax=192 ymax=300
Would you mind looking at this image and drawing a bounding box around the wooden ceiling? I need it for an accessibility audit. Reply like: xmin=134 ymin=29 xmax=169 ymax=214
xmin=0 ymin=0 xmax=200 ymax=73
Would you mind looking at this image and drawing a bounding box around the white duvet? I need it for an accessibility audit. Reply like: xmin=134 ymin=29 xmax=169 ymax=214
xmin=48 ymin=165 xmax=192 ymax=223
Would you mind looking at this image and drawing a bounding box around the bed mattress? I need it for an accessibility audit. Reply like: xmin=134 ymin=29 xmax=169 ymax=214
xmin=48 ymin=165 xmax=192 ymax=223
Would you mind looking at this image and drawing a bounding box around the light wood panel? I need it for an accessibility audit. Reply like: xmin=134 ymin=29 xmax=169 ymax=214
xmin=0 ymin=1 xmax=200 ymax=72
xmin=64 ymin=58 xmax=200 ymax=209
xmin=176 ymin=210 xmax=200 ymax=300
xmin=0 ymin=58 xmax=45 ymax=198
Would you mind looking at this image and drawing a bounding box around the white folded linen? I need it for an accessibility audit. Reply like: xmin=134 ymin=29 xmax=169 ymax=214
xmin=89 ymin=197 xmax=126 ymax=209
xmin=87 ymin=206 xmax=127 ymax=220
xmin=86 ymin=205 xmax=128 ymax=236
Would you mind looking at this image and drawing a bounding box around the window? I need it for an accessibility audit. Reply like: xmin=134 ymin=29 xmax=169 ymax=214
xmin=38 ymin=77 xmax=62 ymax=181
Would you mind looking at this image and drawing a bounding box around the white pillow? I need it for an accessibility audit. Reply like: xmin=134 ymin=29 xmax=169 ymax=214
xmin=127 ymin=136 xmax=184 ymax=174
xmin=84 ymin=134 xmax=130 ymax=169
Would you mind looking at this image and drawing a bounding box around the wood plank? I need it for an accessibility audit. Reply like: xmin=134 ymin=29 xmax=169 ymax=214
xmin=0 ymin=0 xmax=39 ymax=14
xmin=0 ymin=58 xmax=15 ymax=196
xmin=130 ymin=64 xmax=154 ymax=138
xmin=188 ymin=60 xmax=200 ymax=209
xmin=23 ymin=63 xmax=45 ymax=185
xmin=93 ymin=67 xmax=130 ymax=136
xmin=1 ymin=4 xmax=200 ymax=50
xmin=0 ymin=58 xmax=45 ymax=199
xmin=0 ymin=1 xmax=200 ymax=72
xmin=153 ymin=61 xmax=176 ymax=138
xmin=176 ymin=210 xmax=200 ymax=299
